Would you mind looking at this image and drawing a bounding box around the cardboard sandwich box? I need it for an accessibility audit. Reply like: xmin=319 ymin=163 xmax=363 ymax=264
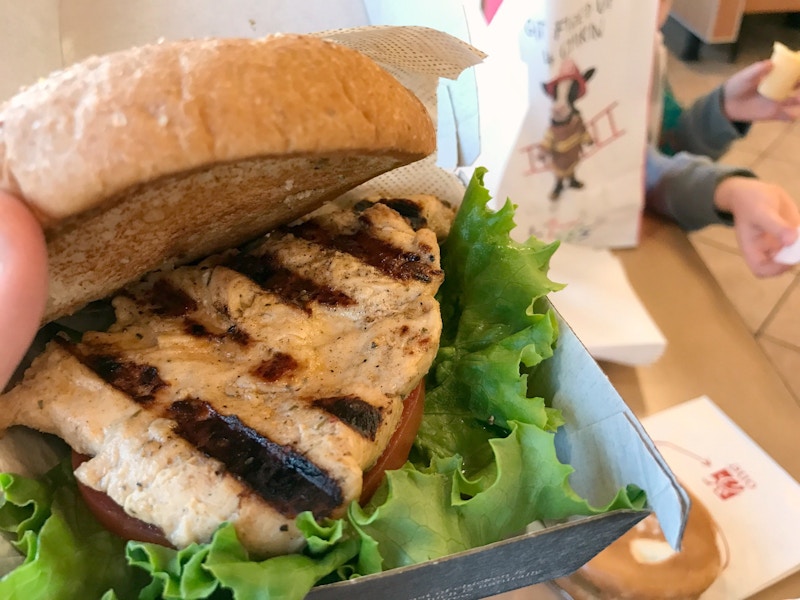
xmin=0 ymin=2 xmax=688 ymax=598
xmin=306 ymin=308 xmax=689 ymax=599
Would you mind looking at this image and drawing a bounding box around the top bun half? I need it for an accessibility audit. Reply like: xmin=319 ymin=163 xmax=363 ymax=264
xmin=0 ymin=34 xmax=436 ymax=322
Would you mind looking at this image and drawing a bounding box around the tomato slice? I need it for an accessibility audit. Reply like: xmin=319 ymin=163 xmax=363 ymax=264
xmin=71 ymin=451 xmax=173 ymax=546
xmin=360 ymin=381 xmax=425 ymax=504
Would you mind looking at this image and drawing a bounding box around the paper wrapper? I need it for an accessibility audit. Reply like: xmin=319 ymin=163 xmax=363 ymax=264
xmin=314 ymin=26 xmax=486 ymax=206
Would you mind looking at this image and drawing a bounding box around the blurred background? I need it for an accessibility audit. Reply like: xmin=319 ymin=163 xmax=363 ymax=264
xmin=665 ymin=8 xmax=800 ymax=406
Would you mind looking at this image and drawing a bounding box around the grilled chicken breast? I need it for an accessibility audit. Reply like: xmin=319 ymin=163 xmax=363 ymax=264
xmin=0 ymin=196 xmax=454 ymax=557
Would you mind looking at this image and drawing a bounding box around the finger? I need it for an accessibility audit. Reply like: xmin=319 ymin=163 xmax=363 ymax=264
xmin=783 ymin=105 xmax=800 ymax=120
xmin=779 ymin=91 xmax=800 ymax=106
xmin=739 ymin=233 xmax=789 ymax=277
xmin=741 ymin=60 xmax=773 ymax=85
xmin=749 ymin=198 xmax=799 ymax=244
xmin=779 ymin=200 xmax=800 ymax=231
xmin=753 ymin=260 xmax=792 ymax=278
xmin=0 ymin=192 xmax=48 ymax=389
xmin=752 ymin=246 xmax=793 ymax=276
xmin=777 ymin=221 xmax=800 ymax=247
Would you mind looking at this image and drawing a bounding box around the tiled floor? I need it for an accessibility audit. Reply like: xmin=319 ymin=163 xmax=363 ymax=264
xmin=666 ymin=13 xmax=800 ymax=405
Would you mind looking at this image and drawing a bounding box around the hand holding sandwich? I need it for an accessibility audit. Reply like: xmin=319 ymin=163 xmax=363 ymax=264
xmin=0 ymin=191 xmax=48 ymax=389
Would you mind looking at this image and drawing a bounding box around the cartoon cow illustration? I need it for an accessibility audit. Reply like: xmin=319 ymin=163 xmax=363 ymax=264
xmin=539 ymin=60 xmax=596 ymax=201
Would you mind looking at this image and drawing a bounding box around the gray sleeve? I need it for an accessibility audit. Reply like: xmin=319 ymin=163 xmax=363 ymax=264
xmin=671 ymin=86 xmax=750 ymax=160
xmin=645 ymin=146 xmax=754 ymax=231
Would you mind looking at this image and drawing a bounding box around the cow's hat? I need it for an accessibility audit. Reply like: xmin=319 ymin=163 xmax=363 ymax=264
xmin=544 ymin=59 xmax=588 ymax=99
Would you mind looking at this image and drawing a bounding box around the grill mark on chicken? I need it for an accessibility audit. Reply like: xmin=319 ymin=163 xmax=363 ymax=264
xmin=223 ymin=251 xmax=355 ymax=314
xmin=150 ymin=279 xmax=198 ymax=316
xmin=59 ymin=339 xmax=166 ymax=403
xmin=227 ymin=325 xmax=251 ymax=345
xmin=167 ymin=397 xmax=343 ymax=518
xmin=253 ymin=352 xmax=298 ymax=382
xmin=184 ymin=319 xmax=251 ymax=346
xmin=3 ymin=198 xmax=450 ymax=556
xmin=354 ymin=198 xmax=427 ymax=231
xmin=288 ymin=219 xmax=442 ymax=283
xmin=314 ymin=395 xmax=382 ymax=440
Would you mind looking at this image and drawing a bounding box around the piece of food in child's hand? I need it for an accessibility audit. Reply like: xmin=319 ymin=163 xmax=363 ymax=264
xmin=758 ymin=42 xmax=800 ymax=101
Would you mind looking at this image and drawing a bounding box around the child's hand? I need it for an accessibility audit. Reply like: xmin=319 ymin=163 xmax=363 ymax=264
xmin=714 ymin=176 xmax=800 ymax=277
xmin=722 ymin=60 xmax=800 ymax=123
xmin=0 ymin=191 xmax=48 ymax=389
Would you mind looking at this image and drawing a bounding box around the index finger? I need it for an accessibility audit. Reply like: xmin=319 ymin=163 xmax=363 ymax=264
xmin=745 ymin=59 xmax=774 ymax=83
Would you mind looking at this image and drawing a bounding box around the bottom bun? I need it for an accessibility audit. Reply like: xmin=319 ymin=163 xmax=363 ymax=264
xmin=554 ymin=489 xmax=723 ymax=599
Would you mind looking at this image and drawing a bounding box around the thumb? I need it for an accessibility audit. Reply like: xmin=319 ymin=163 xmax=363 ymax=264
xmin=746 ymin=59 xmax=773 ymax=83
xmin=779 ymin=223 xmax=800 ymax=248
xmin=752 ymin=206 xmax=798 ymax=247
xmin=0 ymin=192 xmax=48 ymax=390
xmin=731 ymin=60 xmax=772 ymax=91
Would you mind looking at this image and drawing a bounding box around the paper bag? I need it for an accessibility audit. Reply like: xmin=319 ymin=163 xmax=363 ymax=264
xmin=464 ymin=0 xmax=658 ymax=247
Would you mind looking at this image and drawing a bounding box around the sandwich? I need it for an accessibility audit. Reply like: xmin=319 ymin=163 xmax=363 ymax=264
xmin=0 ymin=34 xmax=644 ymax=599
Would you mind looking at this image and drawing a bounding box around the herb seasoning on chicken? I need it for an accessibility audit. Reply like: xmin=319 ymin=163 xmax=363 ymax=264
xmin=0 ymin=196 xmax=454 ymax=558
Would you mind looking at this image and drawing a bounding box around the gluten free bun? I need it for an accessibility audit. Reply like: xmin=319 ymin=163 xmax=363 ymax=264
xmin=0 ymin=34 xmax=436 ymax=322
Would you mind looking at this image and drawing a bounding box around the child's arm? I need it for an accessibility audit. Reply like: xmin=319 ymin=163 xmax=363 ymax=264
xmin=645 ymin=146 xmax=747 ymax=229
xmin=665 ymin=87 xmax=747 ymax=161
xmin=646 ymin=147 xmax=800 ymax=277
xmin=714 ymin=175 xmax=800 ymax=277
xmin=664 ymin=60 xmax=800 ymax=160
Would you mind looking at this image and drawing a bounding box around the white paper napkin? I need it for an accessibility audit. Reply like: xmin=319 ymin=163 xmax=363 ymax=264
xmin=774 ymin=227 xmax=800 ymax=265
xmin=548 ymin=242 xmax=667 ymax=366
xmin=642 ymin=397 xmax=800 ymax=600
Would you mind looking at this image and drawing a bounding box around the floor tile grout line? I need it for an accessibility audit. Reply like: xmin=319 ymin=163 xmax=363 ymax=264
xmin=690 ymin=237 xmax=798 ymax=339
xmin=755 ymin=273 xmax=800 ymax=338
xmin=690 ymin=235 xmax=739 ymax=255
xmin=757 ymin=334 xmax=800 ymax=409
xmin=751 ymin=130 xmax=793 ymax=167
xmin=760 ymin=331 xmax=800 ymax=354
xmin=759 ymin=139 xmax=800 ymax=166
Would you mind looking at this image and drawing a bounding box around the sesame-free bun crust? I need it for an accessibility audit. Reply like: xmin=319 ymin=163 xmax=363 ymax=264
xmin=0 ymin=35 xmax=436 ymax=322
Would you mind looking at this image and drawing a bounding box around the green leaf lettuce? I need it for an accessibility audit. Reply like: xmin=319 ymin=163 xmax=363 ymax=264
xmin=0 ymin=460 xmax=144 ymax=600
